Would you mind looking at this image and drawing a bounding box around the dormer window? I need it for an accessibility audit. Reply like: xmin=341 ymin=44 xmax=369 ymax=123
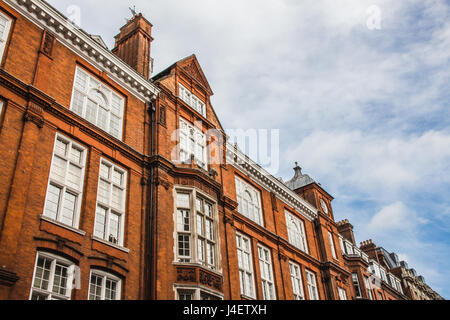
xmin=179 ymin=84 xmax=206 ymax=117
xmin=70 ymin=67 xmax=124 ymax=139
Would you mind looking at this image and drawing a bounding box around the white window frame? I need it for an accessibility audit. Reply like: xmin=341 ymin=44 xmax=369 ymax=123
xmin=344 ymin=240 xmax=354 ymax=255
xmin=364 ymin=276 xmax=373 ymax=300
xmin=88 ymin=269 xmax=121 ymax=300
xmin=29 ymin=252 xmax=75 ymax=300
xmin=257 ymin=244 xmax=276 ymax=300
xmin=0 ymin=100 xmax=4 ymax=117
xmin=289 ymin=261 xmax=305 ymax=300
xmin=175 ymin=287 xmax=223 ymax=300
xmin=94 ymin=158 xmax=127 ymax=246
xmin=43 ymin=134 xmax=86 ymax=229
xmin=352 ymin=273 xmax=362 ymax=298
xmin=338 ymin=287 xmax=347 ymax=300
xmin=235 ymin=176 xmax=263 ymax=226
xmin=285 ymin=211 xmax=309 ymax=254
xmin=305 ymin=270 xmax=319 ymax=300
xmin=0 ymin=11 xmax=12 ymax=62
xmin=236 ymin=232 xmax=256 ymax=299
xmin=178 ymin=83 xmax=206 ymax=117
xmin=174 ymin=188 xmax=220 ymax=271
xmin=70 ymin=67 xmax=125 ymax=139
xmin=338 ymin=236 xmax=345 ymax=254
xmin=328 ymin=231 xmax=337 ymax=259
xmin=179 ymin=117 xmax=207 ymax=169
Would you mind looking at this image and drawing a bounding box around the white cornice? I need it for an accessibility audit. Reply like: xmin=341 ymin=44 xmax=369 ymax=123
xmin=226 ymin=143 xmax=318 ymax=221
xmin=5 ymin=0 xmax=159 ymax=102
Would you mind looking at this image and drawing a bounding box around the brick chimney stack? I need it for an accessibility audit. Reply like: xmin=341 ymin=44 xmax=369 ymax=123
xmin=113 ymin=13 xmax=153 ymax=79
xmin=337 ymin=219 xmax=356 ymax=245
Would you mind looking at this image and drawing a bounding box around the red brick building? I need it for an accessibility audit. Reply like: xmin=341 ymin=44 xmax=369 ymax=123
xmin=0 ymin=0 xmax=442 ymax=300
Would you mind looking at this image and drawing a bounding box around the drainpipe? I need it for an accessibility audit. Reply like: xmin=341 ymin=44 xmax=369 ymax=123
xmin=147 ymin=100 xmax=156 ymax=299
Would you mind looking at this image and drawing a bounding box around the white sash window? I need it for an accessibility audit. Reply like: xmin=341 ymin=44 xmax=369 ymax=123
xmin=0 ymin=12 xmax=12 ymax=62
xmin=94 ymin=159 xmax=127 ymax=246
xmin=236 ymin=233 xmax=255 ymax=298
xmin=43 ymin=134 xmax=86 ymax=228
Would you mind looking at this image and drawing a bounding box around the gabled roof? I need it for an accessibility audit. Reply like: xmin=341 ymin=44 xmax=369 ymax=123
xmin=152 ymin=54 xmax=213 ymax=95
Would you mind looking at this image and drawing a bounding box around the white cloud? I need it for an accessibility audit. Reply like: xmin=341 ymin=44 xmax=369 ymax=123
xmin=367 ymin=201 xmax=424 ymax=234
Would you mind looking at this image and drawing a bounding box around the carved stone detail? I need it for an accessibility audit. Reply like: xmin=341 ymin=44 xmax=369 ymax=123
xmin=199 ymin=269 xmax=222 ymax=291
xmin=176 ymin=267 xmax=196 ymax=282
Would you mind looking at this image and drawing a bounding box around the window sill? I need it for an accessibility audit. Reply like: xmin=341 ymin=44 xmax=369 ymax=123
xmin=39 ymin=215 xmax=86 ymax=236
xmin=240 ymin=294 xmax=256 ymax=300
xmin=91 ymin=236 xmax=130 ymax=253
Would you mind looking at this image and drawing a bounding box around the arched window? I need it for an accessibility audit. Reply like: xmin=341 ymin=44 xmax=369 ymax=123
xmin=70 ymin=67 xmax=124 ymax=139
xmin=88 ymin=269 xmax=121 ymax=300
xmin=235 ymin=176 xmax=263 ymax=226
xmin=285 ymin=211 xmax=308 ymax=254
xmin=30 ymin=252 xmax=76 ymax=300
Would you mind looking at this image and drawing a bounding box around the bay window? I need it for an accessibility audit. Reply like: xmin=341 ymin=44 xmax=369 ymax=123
xmin=175 ymin=189 xmax=219 ymax=270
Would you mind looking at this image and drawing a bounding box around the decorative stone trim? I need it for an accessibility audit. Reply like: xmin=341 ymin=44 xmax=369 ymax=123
xmin=226 ymin=143 xmax=318 ymax=221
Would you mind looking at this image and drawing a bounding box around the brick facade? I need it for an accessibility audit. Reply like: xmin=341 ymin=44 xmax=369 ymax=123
xmin=0 ymin=0 xmax=442 ymax=300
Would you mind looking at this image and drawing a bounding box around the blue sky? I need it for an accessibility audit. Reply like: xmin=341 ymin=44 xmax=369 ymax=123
xmin=47 ymin=0 xmax=450 ymax=298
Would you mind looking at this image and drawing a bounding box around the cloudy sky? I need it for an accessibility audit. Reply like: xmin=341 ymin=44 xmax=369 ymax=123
xmin=48 ymin=0 xmax=450 ymax=298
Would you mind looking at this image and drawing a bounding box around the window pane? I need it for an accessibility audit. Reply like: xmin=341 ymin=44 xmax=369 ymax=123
xmin=86 ymin=99 xmax=97 ymax=123
xmin=108 ymin=212 xmax=120 ymax=243
xmin=98 ymin=106 xmax=108 ymax=130
xmin=112 ymin=169 xmax=123 ymax=186
xmin=60 ymin=192 xmax=76 ymax=226
xmin=55 ymin=139 xmax=68 ymax=157
xmin=44 ymin=184 xmax=61 ymax=220
xmin=89 ymin=274 xmax=103 ymax=300
xmin=33 ymin=257 xmax=52 ymax=290
xmin=105 ymin=278 xmax=117 ymax=300
xmin=98 ymin=179 xmax=110 ymax=204
xmin=67 ymin=163 xmax=82 ymax=190
xmin=94 ymin=206 xmax=107 ymax=239
xmin=71 ymin=90 xmax=84 ymax=116
xmin=177 ymin=209 xmax=190 ymax=232
xmin=52 ymin=263 xmax=68 ymax=296
xmin=111 ymin=186 xmax=123 ymax=210
xmin=177 ymin=193 xmax=190 ymax=208
xmin=51 ymin=156 xmax=67 ymax=183
xmin=100 ymin=163 xmax=110 ymax=179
